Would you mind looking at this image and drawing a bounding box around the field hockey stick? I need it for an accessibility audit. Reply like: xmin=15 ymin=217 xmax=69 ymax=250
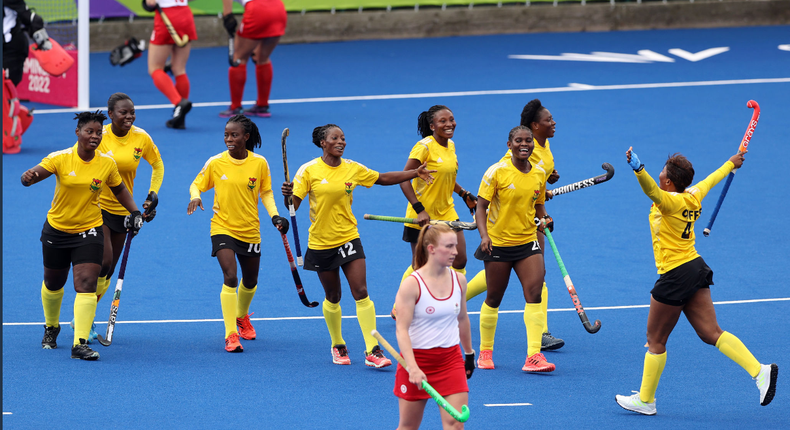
xmin=363 ymin=214 xmax=477 ymax=231
xmin=97 ymin=194 xmax=159 ymax=346
xmin=281 ymin=128 xmax=303 ymax=266
xmin=157 ymin=7 xmax=188 ymax=47
xmin=541 ymin=219 xmax=601 ymax=334
xmin=228 ymin=35 xmax=240 ymax=67
xmin=371 ymin=330 xmax=470 ymax=423
xmin=548 ymin=163 xmax=615 ymax=197
xmin=703 ymin=100 xmax=760 ymax=237
xmin=281 ymin=233 xmax=318 ymax=307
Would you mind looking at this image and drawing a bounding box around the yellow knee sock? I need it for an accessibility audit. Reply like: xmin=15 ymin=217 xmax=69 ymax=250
xmin=41 ymin=282 xmax=64 ymax=328
xmin=96 ymin=276 xmax=111 ymax=303
xmin=400 ymin=265 xmax=414 ymax=283
xmin=479 ymin=302 xmax=499 ymax=351
xmin=716 ymin=331 xmax=761 ymax=377
xmin=323 ymin=299 xmax=345 ymax=347
xmin=451 ymin=267 xmax=466 ymax=276
xmin=73 ymin=293 xmax=97 ymax=345
xmin=466 ymin=270 xmax=487 ymax=301
xmin=541 ymin=283 xmax=549 ymax=334
xmin=524 ymin=303 xmax=544 ymax=356
xmin=639 ymin=351 xmax=667 ymax=403
xmin=355 ymin=296 xmax=378 ymax=353
xmin=236 ymin=279 xmax=257 ymax=318
xmin=220 ymin=284 xmax=237 ymax=338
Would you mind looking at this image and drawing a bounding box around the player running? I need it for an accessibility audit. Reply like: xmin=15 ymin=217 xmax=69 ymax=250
xmin=281 ymin=124 xmax=434 ymax=367
xmin=188 ymin=114 xmax=289 ymax=353
xmin=21 ymin=111 xmax=143 ymax=360
xmin=616 ymin=147 xmax=777 ymax=415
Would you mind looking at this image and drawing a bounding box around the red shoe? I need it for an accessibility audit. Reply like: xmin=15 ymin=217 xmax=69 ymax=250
xmin=390 ymin=307 xmax=397 ymax=320
xmin=225 ymin=333 xmax=243 ymax=353
xmin=331 ymin=344 xmax=351 ymax=365
xmin=236 ymin=313 xmax=256 ymax=340
xmin=477 ymin=349 xmax=494 ymax=369
xmin=522 ymin=352 xmax=555 ymax=372
xmin=364 ymin=345 xmax=392 ymax=368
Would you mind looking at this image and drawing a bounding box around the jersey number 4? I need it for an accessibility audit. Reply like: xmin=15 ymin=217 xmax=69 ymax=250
xmin=79 ymin=228 xmax=98 ymax=238
xmin=681 ymin=222 xmax=693 ymax=239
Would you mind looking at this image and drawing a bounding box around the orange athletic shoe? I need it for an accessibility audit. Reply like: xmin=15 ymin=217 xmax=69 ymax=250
xmin=364 ymin=345 xmax=393 ymax=368
xmin=331 ymin=344 xmax=351 ymax=365
xmin=236 ymin=313 xmax=256 ymax=340
xmin=390 ymin=307 xmax=397 ymax=320
xmin=477 ymin=349 xmax=494 ymax=369
xmin=522 ymin=352 xmax=555 ymax=372
xmin=225 ymin=333 xmax=243 ymax=353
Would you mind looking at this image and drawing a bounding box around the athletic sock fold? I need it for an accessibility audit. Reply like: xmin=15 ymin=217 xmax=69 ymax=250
xmin=323 ymin=299 xmax=345 ymax=347
xmin=479 ymin=301 xmax=499 ymax=351
xmin=639 ymin=351 xmax=667 ymax=403
xmin=73 ymin=293 xmax=97 ymax=345
xmin=41 ymin=282 xmax=64 ymax=328
xmin=355 ymin=296 xmax=378 ymax=353
xmin=524 ymin=303 xmax=544 ymax=356
xmin=220 ymin=284 xmax=237 ymax=338
xmin=716 ymin=331 xmax=762 ymax=377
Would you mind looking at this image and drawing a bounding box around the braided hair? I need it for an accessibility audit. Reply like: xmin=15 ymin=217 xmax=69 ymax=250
xmin=664 ymin=153 xmax=695 ymax=192
xmin=508 ymin=125 xmax=531 ymax=142
xmin=226 ymin=114 xmax=262 ymax=152
xmin=107 ymin=92 xmax=133 ymax=112
xmin=519 ymin=99 xmax=546 ymax=129
xmin=74 ymin=110 xmax=108 ymax=129
xmin=312 ymin=124 xmax=340 ymax=148
xmin=417 ymin=105 xmax=451 ymax=138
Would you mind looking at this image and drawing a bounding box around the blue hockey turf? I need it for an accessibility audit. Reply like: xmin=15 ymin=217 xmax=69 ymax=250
xmin=3 ymin=25 xmax=790 ymax=429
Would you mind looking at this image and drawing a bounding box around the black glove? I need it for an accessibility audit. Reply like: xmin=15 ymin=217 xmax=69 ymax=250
xmin=464 ymin=351 xmax=476 ymax=379
xmin=272 ymin=215 xmax=289 ymax=235
xmin=542 ymin=215 xmax=554 ymax=233
xmin=223 ymin=14 xmax=238 ymax=37
xmin=141 ymin=0 xmax=157 ymax=13
xmin=459 ymin=189 xmax=477 ymax=215
xmin=124 ymin=211 xmax=144 ymax=236
xmin=143 ymin=191 xmax=158 ymax=222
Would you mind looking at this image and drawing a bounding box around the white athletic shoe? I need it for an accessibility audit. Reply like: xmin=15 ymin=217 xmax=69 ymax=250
xmin=615 ymin=391 xmax=656 ymax=416
xmin=755 ymin=363 xmax=778 ymax=406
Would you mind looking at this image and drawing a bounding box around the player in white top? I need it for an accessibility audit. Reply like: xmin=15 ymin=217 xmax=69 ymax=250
xmin=394 ymin=224 xmax=475 ymax=429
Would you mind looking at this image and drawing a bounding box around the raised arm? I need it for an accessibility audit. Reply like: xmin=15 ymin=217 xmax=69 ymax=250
xmin=376 ymin=162 xmax=435 ymax=186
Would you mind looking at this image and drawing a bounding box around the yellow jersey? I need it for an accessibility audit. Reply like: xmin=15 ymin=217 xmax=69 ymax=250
xmin=190 ymin=150 xmax=279 ymax=243
xmin=39 ymin=144 xmax=123 ymax=234
xmin=635 ymin=161 xmax=734 ymax=274
xmin=478 ymin=158 xmax=546 ymax=247
xmin=292 ymin=157 xmax=380 ymax=250
xmin=501 ymin=138 xmax=554 ymax=179
xmin=403 ymin=136 xmax=460 ymax=228
xmin=98 ymin=124 xmax=164 ymax=215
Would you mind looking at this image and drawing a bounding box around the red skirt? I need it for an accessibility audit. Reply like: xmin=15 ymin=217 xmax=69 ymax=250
xmin=150 ymin=6 xmax=198 ymax=46
xmin=238 ymin=0 xmax=287 ymax=39
xmin=394 ymin=345 xmax=468 ymax=401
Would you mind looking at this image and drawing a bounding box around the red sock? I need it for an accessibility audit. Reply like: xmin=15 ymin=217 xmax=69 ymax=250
xmin=228 ymin=64 xmax=247 ymax=110
xmin=151 ymin=69 xmax=182 ymax=105
xmin=175 ymin=73 xmax=190 ymax=100
xmin=255 ymin=62 xmax=273 ymax=107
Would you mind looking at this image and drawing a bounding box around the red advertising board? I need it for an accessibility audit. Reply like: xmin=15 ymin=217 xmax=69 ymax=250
xmin=17 ymin=47 xmax=79 ymax=107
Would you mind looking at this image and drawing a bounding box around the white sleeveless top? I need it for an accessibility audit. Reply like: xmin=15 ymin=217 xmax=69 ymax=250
xmin=408 ymin=269 xmax=462 ymax=350
xmin=157 ymin=0 xmax=188 ymax=8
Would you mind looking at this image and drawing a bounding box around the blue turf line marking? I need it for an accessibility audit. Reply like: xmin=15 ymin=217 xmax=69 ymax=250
xmin=484 ymin=403 xmax=533 ymax=407
xmin=30 ymin=77 xmax=790 ymax=115
xmin=4 ymin=297 xmax=789 ymax=326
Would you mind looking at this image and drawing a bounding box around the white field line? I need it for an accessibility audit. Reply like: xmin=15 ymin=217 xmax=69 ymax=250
xmin=32 ymin=77 xmax=790 ymax=115
xmin=3 ymin=297 xmax=788 ymax=326
xmin=484 ymin=403 xmax=533 ymax=407
xmin=3 ymin=412 xmax=12 ymax=415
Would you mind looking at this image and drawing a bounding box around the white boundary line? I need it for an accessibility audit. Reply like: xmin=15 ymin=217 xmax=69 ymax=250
xmin=31 ymin=77 xmax=790 ymax=115
xmin=484 ymin=403 xmax=533 ymax=407
xmin=3 ymin=297 xmax=788 ymax=326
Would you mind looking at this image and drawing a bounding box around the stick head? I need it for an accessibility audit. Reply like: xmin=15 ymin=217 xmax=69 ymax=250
xmin=598 ymin=163 xmax=615 ymax=183
xmin=584 ymin=319 xmax=602 ymax=334
xmin=282 ymin=128 xmax=289 ymax=139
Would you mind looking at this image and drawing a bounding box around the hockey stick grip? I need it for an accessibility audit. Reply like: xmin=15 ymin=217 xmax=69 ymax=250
xmin=157 ymin=7 xmax=188 ymax=47
xmin=363 ymin=214 xmax=416 ymax=224
xmin=371 ymin=330 xmax=470 ymax=423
